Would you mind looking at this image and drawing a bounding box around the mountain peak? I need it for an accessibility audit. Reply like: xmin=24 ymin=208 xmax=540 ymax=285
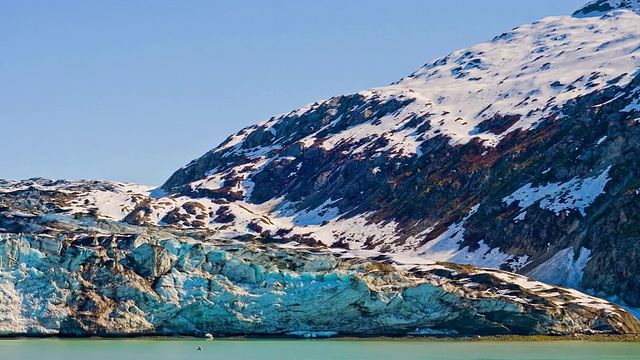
xmin=574 ymin=0 xmax=640 ymax=17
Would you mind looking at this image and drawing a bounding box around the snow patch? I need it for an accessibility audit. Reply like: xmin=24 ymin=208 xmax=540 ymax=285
xmin=503 ymin=166 xmax=612 ymax=216
xmin=413 ymin=205 xmax=523 ymax=269
xmin=148 ymin=188 xmax=167 ymax=199
xmin=276 ymin=199 xmax=341 ymax=226
xmin=526 ymin=247 xmax=592 ymax=289
xmin=621 ymin=99 xmax=640 ymax=112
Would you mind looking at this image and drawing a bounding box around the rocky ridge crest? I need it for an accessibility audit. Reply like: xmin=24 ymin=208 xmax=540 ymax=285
xmin=574 ymin=0 xmax=640 ymax=16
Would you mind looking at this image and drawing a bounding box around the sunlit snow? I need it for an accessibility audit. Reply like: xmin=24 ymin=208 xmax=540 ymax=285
xmin=526 ymin=247 xmax=592 ymax=289
xmin=503 ymin=166 xmax=612 ymax=216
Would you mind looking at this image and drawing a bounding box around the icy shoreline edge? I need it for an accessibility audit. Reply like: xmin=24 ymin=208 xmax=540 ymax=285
xmin=2 ymin=333 xmax=640 ymax=342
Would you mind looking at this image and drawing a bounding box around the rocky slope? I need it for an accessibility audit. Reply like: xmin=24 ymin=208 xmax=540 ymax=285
xmin=1 ymin=0 xmax=640 ymax=336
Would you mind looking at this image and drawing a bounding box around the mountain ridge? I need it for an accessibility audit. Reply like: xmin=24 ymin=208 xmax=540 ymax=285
xmin=163 ymin=5 xmax=640 ymax=194
xmin=154 ymin=4 xmax=640 ymax=308
xmin=574 ymin=0 xmax=640 ymax=16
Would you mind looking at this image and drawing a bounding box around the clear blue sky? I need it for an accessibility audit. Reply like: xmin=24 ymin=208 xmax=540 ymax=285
xmin=1 ymin=1 xmax=587 ymax=185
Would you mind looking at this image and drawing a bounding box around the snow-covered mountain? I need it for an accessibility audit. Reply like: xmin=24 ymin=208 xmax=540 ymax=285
xmin=155 ymin=2 xmax=640 ymax=307
xmin=1 ymin=1 xmax=640 ymax=336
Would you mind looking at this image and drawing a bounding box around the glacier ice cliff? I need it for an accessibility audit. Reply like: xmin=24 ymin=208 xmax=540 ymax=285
xmin=0 ymin=213 xmax=637 ymax=337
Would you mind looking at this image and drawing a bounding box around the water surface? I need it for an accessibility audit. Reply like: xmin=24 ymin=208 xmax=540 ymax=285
xmin=1 ymin=338 xmax=639 ymax=360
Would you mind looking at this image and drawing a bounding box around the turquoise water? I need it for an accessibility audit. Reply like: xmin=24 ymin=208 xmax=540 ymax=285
xmin=1 ymin=339 xmax=639 ymax=360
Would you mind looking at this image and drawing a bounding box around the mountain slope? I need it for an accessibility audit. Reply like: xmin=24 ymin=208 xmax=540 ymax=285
xmin=156 ymin=4 xmax=640 ymax=307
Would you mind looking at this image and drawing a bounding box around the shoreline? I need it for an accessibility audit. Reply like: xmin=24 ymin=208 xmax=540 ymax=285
xmin=2 ymin=333 xmax=640 ymax=342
